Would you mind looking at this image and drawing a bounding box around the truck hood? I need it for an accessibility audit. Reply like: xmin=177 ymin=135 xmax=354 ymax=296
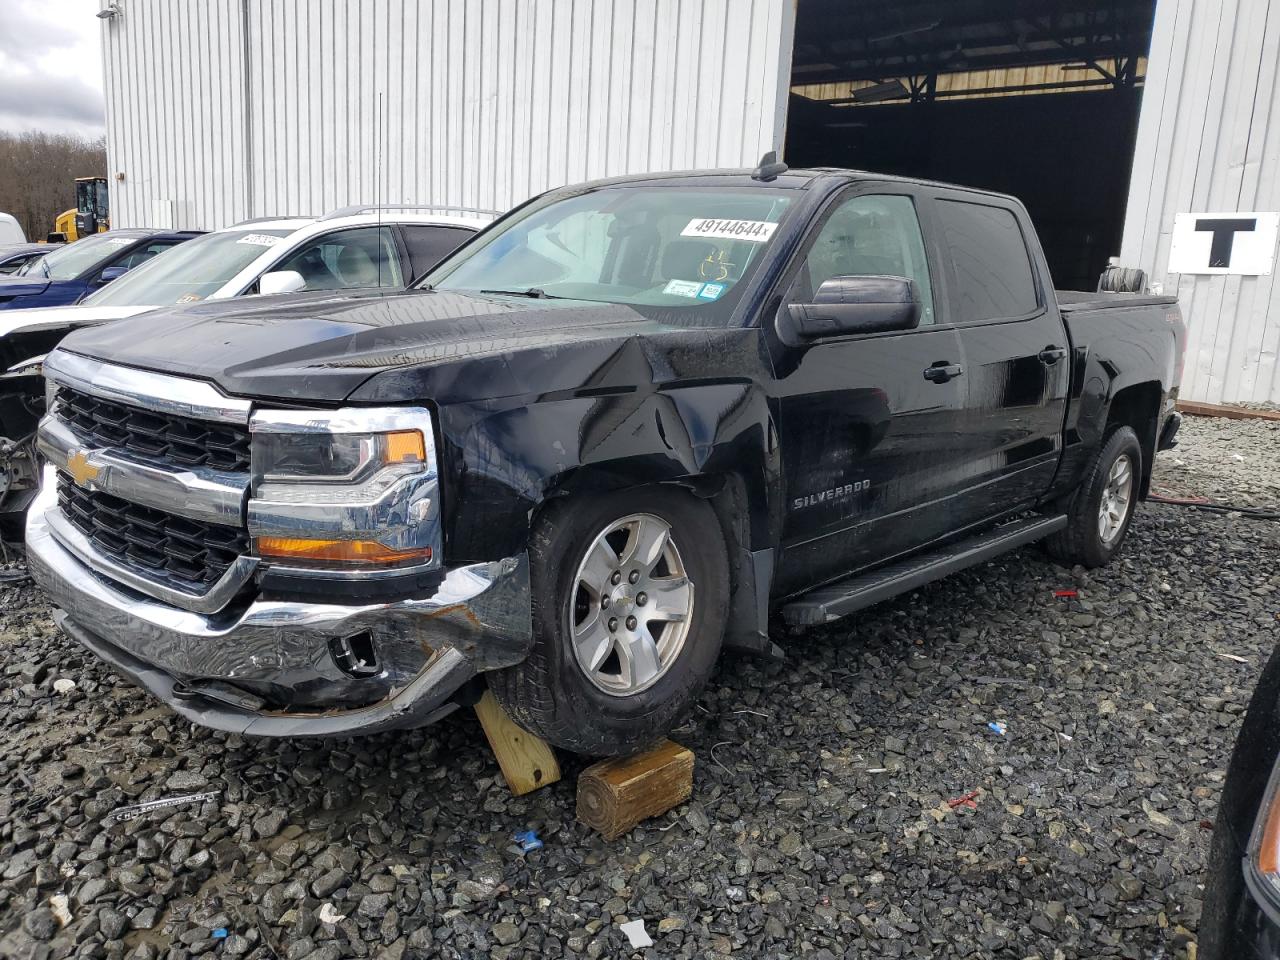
xmin=57 ymin=289 xmax=696 ymax=404
xmin=0 ymin=304 xmax=150 ymax=339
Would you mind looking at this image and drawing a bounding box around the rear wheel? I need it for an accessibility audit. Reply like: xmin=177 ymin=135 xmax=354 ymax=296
xmin=489 ymin=486 xmax=729 ymax=755
xmin=1045 ymin=425 xmax=1142 ymax=568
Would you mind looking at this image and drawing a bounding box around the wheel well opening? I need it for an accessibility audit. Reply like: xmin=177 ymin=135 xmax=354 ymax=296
xmin=1106 ymin=381 xmax=1161 ymax=496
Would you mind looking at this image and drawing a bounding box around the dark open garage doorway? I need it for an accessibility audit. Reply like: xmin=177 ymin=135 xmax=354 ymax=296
xmin=785 ymin=0 xmax=1158 ymax=291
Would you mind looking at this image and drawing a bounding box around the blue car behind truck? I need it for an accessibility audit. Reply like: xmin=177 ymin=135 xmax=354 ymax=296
xmin=0 ymin=229 xmax=201 ymax=310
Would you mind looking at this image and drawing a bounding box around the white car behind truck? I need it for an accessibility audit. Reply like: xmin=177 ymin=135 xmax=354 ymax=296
xmin=0 ymin=206 xmax=494 ymax=537
xmin=0 ymin=213 xmax=24 ymax=246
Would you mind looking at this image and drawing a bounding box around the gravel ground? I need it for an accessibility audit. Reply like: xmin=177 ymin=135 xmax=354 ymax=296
xmin=0 ymin=414 xmax=1276 ymax=960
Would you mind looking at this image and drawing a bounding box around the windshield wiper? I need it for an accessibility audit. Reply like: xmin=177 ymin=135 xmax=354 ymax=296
xmin=480 ymin=287 xmax=555 ymax=299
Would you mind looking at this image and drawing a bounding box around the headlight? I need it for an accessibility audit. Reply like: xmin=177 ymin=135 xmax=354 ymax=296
xmin=253 ymin=427 xmax=425 ymax=484
xmin=1246 ymin=749 xmax=1280 ymax=923
xmin=248 ymin=407 xmax=440 ymax=571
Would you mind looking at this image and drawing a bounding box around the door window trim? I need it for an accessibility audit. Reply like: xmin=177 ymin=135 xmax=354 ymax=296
xmin=767 ymin=182 xmax=948 ymax=342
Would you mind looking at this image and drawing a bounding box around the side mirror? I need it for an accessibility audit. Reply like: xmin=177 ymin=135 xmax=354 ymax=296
xmin=97 ymin=265 xmax=130 ymax=284
xmin=788 ymin=275 xmax=921 ymax=338
xmin=258 ymin=270 xmax=307 ymax=296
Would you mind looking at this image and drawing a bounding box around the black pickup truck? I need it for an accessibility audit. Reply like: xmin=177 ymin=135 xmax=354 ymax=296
xmin=27 ymin=162 xmax=1185 ymax=755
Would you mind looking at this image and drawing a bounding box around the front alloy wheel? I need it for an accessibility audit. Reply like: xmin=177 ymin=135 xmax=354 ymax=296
xmin=487 ymin=486 xmax=729 ymax=755
xmin=569 ymin=514 xmax=694 ymax=696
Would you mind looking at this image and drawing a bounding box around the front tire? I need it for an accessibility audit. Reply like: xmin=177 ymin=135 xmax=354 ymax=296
xmin=1045 ymin=425 xmax=1143 ymax=568
xmin=489 ymin=486 xmax=729 ymax=756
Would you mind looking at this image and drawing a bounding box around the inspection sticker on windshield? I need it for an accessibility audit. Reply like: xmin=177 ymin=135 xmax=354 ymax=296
xmin=697 ymin=282 xmax=725 ymax=300
xmin=681 ymin=218 xmax=777 ymax=243
xmin=663 ymin=279 xmax=704 ymax=298
xmin=236 ymin=233 xmax=282 ymax=247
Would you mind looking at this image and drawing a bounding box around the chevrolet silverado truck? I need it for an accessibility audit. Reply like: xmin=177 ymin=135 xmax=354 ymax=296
xmin=27 ymin=161 xmax=1185 ymax=755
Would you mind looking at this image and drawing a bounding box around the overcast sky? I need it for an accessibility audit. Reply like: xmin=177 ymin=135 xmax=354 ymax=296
xmin=0 ymin=0 xmax=105 ymax=140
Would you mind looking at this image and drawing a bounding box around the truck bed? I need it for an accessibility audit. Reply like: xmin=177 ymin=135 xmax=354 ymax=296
xmin=1056 ymin=290 xmax=1179 ymax=313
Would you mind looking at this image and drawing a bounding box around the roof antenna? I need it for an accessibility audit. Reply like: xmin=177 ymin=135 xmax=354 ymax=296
xmin=752 ymin=150 xmax=789 ymax=182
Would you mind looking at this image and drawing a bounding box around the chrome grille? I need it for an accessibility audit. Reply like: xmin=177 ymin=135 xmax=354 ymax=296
xmin=56 ymin=385 xmax=251 ymax=472
xmin=57 ymin=474 xmax=249 ymax=591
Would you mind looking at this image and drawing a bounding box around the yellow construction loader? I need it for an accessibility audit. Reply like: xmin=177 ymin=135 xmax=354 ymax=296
xmin=51 ymin=176 xmax=110 ymax=242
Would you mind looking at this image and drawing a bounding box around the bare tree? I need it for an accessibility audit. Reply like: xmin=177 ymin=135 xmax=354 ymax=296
xmin=0 ymin=132 xmax=107 ymax=241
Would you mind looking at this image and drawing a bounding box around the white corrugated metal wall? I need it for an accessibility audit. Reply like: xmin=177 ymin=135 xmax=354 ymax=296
xmin=102 ymin=0 xmax=795 ymax=231
xmin=1119 ymin=0 xmax=1280 ymax=405
xmin=101 ymin=0 xmax=250 ymax=230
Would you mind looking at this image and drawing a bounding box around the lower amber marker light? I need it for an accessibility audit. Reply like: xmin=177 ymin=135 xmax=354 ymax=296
xmin=256 ymin=536 xmax=431 ymax=565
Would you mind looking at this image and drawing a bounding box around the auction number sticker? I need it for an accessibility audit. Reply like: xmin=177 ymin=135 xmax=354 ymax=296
xmin=663 ymin=279 xmax=704 ymax=298
xmin=105 ymin=238 xmax=134 ymax=246
xmin=681 ymin=218 xmax=777 ymax=243
xmin=236 ymin=233 xmax=283 ymax=247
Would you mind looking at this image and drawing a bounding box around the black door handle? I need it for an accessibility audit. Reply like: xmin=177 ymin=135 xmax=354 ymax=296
xmin=923 ymin=363 xmax=964 ymax=383
xmin=1038 ymin=346 xmax=1068 ymax=365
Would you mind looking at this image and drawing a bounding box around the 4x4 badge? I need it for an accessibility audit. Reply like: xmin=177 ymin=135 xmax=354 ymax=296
xmin=66 ymin=450 xmax=100 ymax=488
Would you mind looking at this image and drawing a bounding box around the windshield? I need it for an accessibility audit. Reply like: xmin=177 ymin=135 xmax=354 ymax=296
xmin=18 ymin=234 xmax=136 ymax=281
xmin=424 ymin=186 xmax=794 ymax=315
xmin=87 ymin=228 xmax=291 ymax=306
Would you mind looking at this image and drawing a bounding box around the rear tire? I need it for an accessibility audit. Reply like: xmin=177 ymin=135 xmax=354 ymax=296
xmin=489 ymin=486 xmax=729 ymax=756
xmin=1045 ymin=425 xmax=1142 ymax=568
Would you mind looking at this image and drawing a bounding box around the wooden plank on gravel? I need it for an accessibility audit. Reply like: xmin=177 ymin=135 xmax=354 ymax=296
xmin=474 ymin=690 xmax=561 ymax=796
xmin=577 ymin=739 xmax=694 ymax=840
xmin=1177 ymin=400 xmax=1280 ymax=421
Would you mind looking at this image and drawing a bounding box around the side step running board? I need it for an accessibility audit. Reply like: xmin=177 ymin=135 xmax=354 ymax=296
xmin=781 ymin=514 xmax=1068 ymax=627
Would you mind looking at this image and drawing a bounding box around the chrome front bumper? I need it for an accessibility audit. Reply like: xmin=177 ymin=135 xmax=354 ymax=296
xmin=27 ymin=480 xmax=533 ymax=737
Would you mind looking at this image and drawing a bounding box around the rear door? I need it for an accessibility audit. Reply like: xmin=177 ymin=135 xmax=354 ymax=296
xmin=927 ymin=190 xmax=1070 ymax=520
xmin=770 ymin=184 xmax=971 ymax=595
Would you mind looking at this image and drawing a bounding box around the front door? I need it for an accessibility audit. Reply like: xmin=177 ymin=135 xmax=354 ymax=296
xmin=769 ymin=187 xmax=970 ymax=596
xmin=928 ymin=192 xmax=1070 ymax=520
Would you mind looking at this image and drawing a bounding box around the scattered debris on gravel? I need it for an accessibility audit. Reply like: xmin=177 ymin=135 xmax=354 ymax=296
xmin=0 ymin=414 xmax=1275 ymax=959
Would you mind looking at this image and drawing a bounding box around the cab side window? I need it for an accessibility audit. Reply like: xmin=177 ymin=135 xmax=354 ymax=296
xmin=275 ymin=226 xmax=404 ymax=290
xmin=791 ymin=194 xmax=935 ymax=326
xmin=934 ymin=199 xmax=1038 ymax=323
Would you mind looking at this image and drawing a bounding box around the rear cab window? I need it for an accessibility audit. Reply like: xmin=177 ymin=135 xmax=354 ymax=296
xmin=934 ymin=198 xmax=1040 ymax=323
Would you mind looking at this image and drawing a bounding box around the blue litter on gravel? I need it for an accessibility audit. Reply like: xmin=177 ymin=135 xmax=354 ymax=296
xmin=212 ymin=928 xmax=228 ymax=939
xmin=988 ymin=721 xmax=1007 ymax=736
xmin=513 ymin=829 xmax=543 ymax=852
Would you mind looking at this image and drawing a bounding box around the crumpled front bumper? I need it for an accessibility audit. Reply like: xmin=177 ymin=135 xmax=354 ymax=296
xmin=26 ymin=481 xmax=533 ymax=737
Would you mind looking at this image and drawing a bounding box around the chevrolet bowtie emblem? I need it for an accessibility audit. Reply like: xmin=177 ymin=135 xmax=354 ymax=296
xmin=66 ymin=450 xmax=100 ymax=488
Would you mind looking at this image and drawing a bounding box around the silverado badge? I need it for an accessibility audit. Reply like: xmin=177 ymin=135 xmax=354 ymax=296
xmin=66 ymin=450 xmax=100 ymax=488
xmin=793 ymin=480 xmax=870 ymax=511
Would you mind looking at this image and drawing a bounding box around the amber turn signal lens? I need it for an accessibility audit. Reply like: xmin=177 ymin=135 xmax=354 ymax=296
xmin=256 ymin=536 xmax=432 ymax=565
xmin=1259 ymin=788 xmax=1280 ymax=875
xmin=384 ymin=430 xmax=426 ymax=465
